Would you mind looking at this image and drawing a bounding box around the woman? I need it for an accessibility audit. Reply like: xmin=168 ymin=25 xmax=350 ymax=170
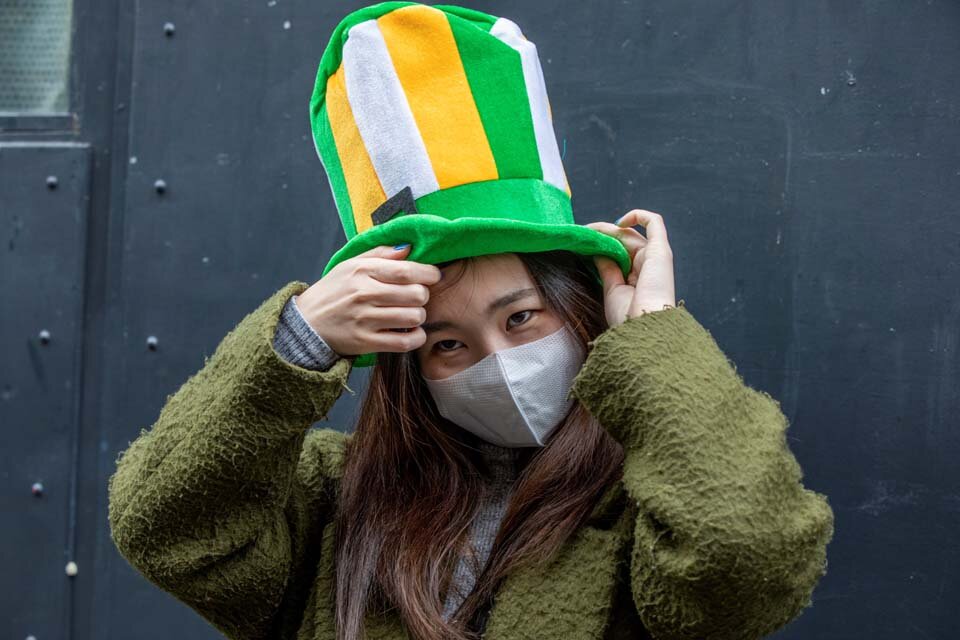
xmin=108 ymin=211 xmax=834 ymax=640
xmin=108 ymin=4 xmax=834 ymax=639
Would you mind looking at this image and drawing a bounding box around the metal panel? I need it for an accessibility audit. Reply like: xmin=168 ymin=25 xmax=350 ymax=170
xmin=0 ymin=141 xmax=90 ymax=640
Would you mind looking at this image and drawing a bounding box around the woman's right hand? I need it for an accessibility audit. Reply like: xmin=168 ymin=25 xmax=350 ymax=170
xmin=294 ymin=244 xmax=442 ymax=357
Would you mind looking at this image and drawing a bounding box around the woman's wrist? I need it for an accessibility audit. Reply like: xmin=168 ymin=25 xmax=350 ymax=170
xmin=626 ymin=298 xmax=683 ymax=320
xmin=272 ymin=295 xmax=343 ymax=370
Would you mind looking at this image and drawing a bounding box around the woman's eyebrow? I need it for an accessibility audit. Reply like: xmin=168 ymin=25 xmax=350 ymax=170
xmin=421 ymin=288 xmax=538 ymax=334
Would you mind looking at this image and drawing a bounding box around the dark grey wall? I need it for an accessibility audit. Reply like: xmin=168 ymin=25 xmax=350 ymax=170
xmin=2 ymin=1 xmax=957 ymax=638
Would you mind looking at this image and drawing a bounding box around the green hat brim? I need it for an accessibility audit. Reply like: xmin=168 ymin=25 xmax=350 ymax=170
xmin=320 ymin=215 xmax=632 ymax=368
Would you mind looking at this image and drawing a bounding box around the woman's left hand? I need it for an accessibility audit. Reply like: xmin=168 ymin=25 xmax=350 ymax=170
xmin=585 ymin=209 xmax=677 ymax=329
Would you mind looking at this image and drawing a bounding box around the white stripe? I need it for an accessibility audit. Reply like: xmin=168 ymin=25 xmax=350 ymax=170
xmin=342 ymin=19 xmax=439 ymax=200
xmin=489 ymin=17 xmax=567 ymax=194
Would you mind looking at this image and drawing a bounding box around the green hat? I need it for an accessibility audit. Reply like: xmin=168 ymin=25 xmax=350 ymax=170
xmin=310 ymin=1 xmax=631 ymax=367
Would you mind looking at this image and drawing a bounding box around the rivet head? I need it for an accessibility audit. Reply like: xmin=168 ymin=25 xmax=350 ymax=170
xmin=146 ymin=335 xmax=159 ymax=350
xmin=154 ymin=179 xmax=167 ymax=194
xmin=164 ymin=22 xmax=175 ymax=36
xmin=38 ymin=329 xmax=51 ymax=344
xmin=46 ymin=175 xmax=58 ymax=189
xmin=32 ymin=482 xmax=44 ymax=496
xmin=65 ymin=561 xmax=78 ymax=577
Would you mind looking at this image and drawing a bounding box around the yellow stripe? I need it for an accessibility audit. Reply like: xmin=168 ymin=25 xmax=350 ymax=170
xmin=378 ymin=5 xmax=498 ymax=189
xmin=326 ymin=65 xmax=386 ymax=233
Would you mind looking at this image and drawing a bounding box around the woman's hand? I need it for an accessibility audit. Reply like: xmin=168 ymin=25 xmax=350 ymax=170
xmin=585 ymin=209 xmax=677 ymax=329
xmin=294 ymin=244 xmax=442 ymax=357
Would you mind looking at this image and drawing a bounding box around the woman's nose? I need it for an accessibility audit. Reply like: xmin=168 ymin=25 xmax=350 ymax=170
xmin=479 ymin=334 xmax=514 ymax=360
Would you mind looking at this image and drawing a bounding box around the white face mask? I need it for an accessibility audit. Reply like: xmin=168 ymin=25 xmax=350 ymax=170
xmin=421 ymin=322 xmax=587 ymax=448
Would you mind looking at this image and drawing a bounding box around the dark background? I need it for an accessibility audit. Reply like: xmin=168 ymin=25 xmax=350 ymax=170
xmin=2 ymin=1 xmax=958 ymax=638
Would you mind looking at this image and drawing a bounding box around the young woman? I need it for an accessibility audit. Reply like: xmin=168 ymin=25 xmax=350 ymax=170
xmin=108 ymin=210 xmax=835 ymax=640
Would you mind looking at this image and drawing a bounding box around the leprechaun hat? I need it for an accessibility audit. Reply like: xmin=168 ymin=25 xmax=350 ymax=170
xmin=310 ymin=1 xmax=632 ymax=367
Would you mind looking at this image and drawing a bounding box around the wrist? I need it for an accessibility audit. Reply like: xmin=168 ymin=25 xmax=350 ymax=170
xmin=626 ymin=298 xmax=684 ymax=319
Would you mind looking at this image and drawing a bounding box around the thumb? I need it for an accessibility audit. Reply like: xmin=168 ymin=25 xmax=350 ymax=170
xmin=593 ymin=255 xmax=624 ymax=296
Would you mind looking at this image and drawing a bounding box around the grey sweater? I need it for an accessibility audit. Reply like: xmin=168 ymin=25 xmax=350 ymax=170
xmin=272 ymin=293 xmax=522 ymax=621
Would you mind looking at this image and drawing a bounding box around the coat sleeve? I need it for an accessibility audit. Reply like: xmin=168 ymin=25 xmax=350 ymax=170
xmin=569 ymin=303 xmax=835 ymax=640
xmin=107 ymin=280 xmax=355 ymax=640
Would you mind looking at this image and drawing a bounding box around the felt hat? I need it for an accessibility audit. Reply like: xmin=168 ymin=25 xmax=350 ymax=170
xmin=309 ymin=1 xmax=631 ymax=367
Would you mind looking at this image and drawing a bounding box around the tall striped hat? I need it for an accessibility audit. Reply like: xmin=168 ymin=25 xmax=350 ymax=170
xmin=309 ymin=1 xmax=631 ymax=366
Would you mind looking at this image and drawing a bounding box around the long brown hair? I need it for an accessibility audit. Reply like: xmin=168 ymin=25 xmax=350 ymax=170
xmin=333 ymin=250 xmax=625 ymax=640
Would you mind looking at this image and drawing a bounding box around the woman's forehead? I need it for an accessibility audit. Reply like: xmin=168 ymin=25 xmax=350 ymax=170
xmin=426 ymin=255 xmax=539 ymax=320
xmin=433 ymin=255 xmax=532 ymax=296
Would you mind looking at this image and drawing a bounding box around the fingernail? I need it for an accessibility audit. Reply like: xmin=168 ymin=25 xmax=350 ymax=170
xmin=394 ymin=243 xmax=410 ymax=251
xmin=613 ymin=215 xmax=623 ymax=224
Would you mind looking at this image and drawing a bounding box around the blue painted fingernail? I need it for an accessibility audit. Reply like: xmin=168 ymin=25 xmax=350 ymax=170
xmin=614 ymin=215 xmax=623 ymax=224
xmin=394 ymin=243 xmax=410 ymax=250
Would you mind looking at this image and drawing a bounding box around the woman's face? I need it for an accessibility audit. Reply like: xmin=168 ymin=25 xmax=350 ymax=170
xmin=414 ymin=253 xmax=565 ymax=380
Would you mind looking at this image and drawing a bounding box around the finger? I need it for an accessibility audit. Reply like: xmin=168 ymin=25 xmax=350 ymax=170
xmin=364 ymin=255 xmax=442 ymax=286
xmin=361 ymin=304 xmax=427 ymax=330
xmin=367 ymin=326 xmax=427 ymax=353
xmin=585 ymin=221 xmax=648 ymax=255
xmin=584 ymin=221 xmax=648 ymax=245
xmin=352 ymin=244 xmax=443 ymax=284
xmin=615 ymin=209 xmax=671 ymax=250
xmin=356 ymin=243 xmax=413 ymax=260
xmin=365 ymin=281 xmax=431 ymax=308
xmin=585 ymin=221 xmax=647 ymax=275
xmin=593 ymin=255 xmax=624 ymax=297
xmin=628 ymin=246 xmax=645 ymax=286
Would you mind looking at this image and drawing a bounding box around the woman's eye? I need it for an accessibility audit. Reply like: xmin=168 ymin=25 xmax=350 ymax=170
xmin=435 ymin=339 xmax=461 ymax=353
xmin=507 ymin=310 xmax=535 ymax=328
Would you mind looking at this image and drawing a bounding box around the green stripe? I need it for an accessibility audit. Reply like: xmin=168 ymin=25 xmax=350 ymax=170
xmin=433 ymin=4 xmax=497 ymax=31
xmin=414 ymin=178 xmax=571 ymax=224
xmin=446 ymin=13 xmax=542 ymax=180
xmin=314 ymin=103 xmax=356 ymax=239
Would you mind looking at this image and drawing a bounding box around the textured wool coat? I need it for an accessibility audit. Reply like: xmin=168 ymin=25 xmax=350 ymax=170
xmin=107 ymin=280 xmax=835 ymax=640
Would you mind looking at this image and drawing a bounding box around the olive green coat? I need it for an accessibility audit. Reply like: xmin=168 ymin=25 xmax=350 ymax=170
xmin=107 ymin=280 xmax=834 ymax=640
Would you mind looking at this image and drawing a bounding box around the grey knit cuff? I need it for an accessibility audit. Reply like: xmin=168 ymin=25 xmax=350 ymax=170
xmin=272 ymin=294 xmax=342 ymax=371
